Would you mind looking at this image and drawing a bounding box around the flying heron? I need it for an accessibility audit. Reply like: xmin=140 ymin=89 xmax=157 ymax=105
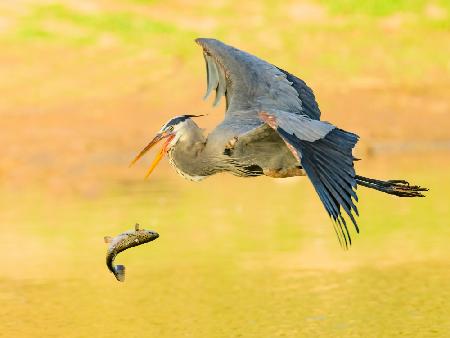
xmin=130 ymin=38 xmax=427 ymax=247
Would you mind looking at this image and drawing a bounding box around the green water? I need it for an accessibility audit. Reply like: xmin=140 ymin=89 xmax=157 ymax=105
xmin=1 ymin=165 xmax=449 ymax=337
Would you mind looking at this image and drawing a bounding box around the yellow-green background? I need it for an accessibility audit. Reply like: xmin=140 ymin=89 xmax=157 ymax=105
xmin=1 ymin=1 xmax=449 ymax=337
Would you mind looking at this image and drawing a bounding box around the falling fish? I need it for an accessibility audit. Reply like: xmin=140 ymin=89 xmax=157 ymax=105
xmin=104 ymin=224 xmax=159 ymax=282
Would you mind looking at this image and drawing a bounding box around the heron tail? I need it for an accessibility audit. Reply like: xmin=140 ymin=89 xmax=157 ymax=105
xmin=355 ymin=175 xmax=428 ymax=197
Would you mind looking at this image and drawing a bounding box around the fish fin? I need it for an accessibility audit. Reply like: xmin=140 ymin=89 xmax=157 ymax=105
xmin=104 ymin=236 xmax=113 ymax=243
xmin=114 ymin=265 xmax=125 ymax=282
xmin=135 ymin=223 xmax=140 ymax=231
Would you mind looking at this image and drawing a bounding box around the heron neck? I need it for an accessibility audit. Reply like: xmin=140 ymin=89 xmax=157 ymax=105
xmin=168 ymin=128 xmax=215 ymax=180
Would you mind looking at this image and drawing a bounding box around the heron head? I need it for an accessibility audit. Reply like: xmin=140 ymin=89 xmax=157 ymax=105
xmin=130 ymin=114 xmax=203 ymax=178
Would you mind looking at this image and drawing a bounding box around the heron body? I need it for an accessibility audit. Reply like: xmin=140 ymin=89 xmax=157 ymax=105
xmin=131 ymin=38 xmax=427 ymax=247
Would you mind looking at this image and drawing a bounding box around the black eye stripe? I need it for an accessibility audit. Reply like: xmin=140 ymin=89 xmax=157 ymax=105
xmin=164 ymin=115 xmax=194 ymax=128
xmin=166 ymin=116 xmax=187 ymax=127
xmin=162 ymin=114 xmax=204 ymax=130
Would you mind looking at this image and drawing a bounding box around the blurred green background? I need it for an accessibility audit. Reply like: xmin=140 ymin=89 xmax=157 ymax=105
xmin=0 ymin=1 xmax=449 ymax=337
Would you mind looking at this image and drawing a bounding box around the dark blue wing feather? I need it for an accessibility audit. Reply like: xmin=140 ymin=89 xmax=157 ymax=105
xmin=276 ymin=67 xmax=321 ymax=120
xmin=277 ymin=127 xmax=360 ymax=247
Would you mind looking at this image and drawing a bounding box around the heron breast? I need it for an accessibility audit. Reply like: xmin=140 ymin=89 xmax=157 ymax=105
xmin=167 ymin=150 xmax=206 ymax=182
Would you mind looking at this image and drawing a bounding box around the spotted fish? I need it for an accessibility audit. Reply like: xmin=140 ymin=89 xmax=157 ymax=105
xmin=104 ymin=224 xmax=159 ymax=282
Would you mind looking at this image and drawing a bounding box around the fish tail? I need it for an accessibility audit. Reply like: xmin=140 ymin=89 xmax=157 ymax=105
xmin=114 ymin=265 xmax=125 ymax=282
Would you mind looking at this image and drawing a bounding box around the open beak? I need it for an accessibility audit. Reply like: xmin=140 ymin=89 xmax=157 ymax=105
xmin=129 ymin=132 xmax=175 ymax=178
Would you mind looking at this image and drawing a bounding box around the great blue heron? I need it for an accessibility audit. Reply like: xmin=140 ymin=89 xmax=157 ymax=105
xmin=130 ymin=38 xmax=427 ymax=247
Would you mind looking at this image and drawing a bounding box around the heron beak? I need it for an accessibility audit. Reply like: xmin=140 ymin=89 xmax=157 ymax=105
xmin=129 ymin=132 xmax=175 ymax=178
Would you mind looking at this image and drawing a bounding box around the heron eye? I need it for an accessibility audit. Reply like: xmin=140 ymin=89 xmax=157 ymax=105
xmin=166 ymin=126 xmax=174 ymax=132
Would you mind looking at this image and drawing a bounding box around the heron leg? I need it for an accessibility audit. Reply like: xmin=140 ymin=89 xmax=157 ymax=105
xmin=263 ymin=167 xmax=306 ymax=178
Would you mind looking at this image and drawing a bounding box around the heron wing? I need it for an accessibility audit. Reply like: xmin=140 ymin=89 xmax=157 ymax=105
xmin=275 ymin=68 xmax=321 ymax=120
xmin=259 ymin=109 xmax=360 ymax=247
xmin=196 ymin=38 xmax=321 ymax=120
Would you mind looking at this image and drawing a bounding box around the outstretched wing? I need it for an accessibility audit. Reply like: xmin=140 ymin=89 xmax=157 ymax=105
xmin=196 ymin=38 xmax=321 ymax=120
xmin=196 ymin=39 xmax=358 ymax=246
xmin=260 ymin=110 xmax=360 ymax=248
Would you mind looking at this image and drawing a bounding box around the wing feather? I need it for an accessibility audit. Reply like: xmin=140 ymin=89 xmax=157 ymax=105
xmin=213 ymin=62 xmax=227 ymax=107
xmin=260 ymin=110 xmax=360 ymax=247
xmin=313 ymin=154 xmax=359 ymax=202
xmin=196 ymin=38 xmax=304 ymax=115
xmin=204 ymin=53 xmax=219 ymax=100
xmin=276 ymin=67 xmax=322 ymax=120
